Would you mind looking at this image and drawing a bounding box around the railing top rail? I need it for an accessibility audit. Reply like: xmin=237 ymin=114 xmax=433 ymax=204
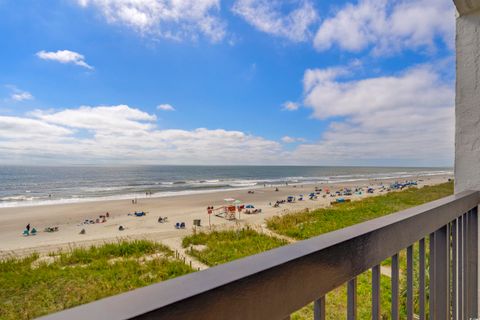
xmin=38 ymin=190 xmax=479 ymax=320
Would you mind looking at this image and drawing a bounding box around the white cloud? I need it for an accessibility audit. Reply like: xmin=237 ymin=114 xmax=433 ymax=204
xmin=313 ymin=0 xmax=454 ymax=54
xmin=157 ymin=104 xmax=175 ymax=111
xmin=296 ymin=64 xmax=454 ymax=165
xmin=36 ymin=50 xmax=94 ymax=70
xmin=0 ymin=105 xmax=283 ymax=164
xmin=6 ymin=86 xmax=34 ymax=101
xmin=30 ymin=105 xmax=156 ymax=133
xmin=232 ymin=0 xmax=317 ymax=42
xmin=281 ymin=136 xmax=305 ymax=143
xmin=76 ymin=0 xmax=226 ymax=42
xmin=0 ymin=116 xmax=72 ymax=139
xmin=282 ymin=101 xmax=300 ymax=111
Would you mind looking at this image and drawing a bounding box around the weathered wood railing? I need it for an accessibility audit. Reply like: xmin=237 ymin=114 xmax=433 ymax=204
xmin=39 ymin=191 xmax=479 ymax=320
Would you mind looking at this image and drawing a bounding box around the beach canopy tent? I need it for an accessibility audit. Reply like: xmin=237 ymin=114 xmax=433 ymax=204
xmin=245 ymin=204 xmax=255 ymax=209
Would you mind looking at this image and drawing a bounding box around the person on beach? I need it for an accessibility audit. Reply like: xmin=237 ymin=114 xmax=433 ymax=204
xmin=26 ymin=223 xmax=30 ymax=232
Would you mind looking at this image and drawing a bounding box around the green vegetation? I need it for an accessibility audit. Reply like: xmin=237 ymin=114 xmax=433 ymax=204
xmin=182 ymin=228 xmax=288 ymax=266
xmin=0 ymin=240 xmax=194 ymax=320
xmin=267 ymin=182 xmax=454 ymax=240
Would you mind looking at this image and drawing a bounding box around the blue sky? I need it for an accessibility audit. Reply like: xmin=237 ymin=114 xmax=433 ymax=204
xmin=0 ymin=0 xmax=456 ymax=166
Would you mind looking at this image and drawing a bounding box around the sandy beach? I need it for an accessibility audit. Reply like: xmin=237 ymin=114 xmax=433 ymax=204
xmin=0 ymin=174 xmax=452 ymax=258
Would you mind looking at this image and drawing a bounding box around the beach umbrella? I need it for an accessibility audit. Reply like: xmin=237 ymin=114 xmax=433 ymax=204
xmin=245 ymin=204 xmax=254 ymax=208
xmin=224 ymin=198 xmax=235 ymax=202
xmin=233 ymin=199 xmax=242 ymax=205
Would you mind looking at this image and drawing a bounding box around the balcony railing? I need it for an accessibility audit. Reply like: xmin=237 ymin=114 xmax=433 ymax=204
xmin=39 ymin=190 xmax=479 ymax=320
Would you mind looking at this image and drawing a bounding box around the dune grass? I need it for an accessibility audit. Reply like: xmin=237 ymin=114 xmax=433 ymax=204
xmin=182 ymin=228 xmax=288 ymax=266
xmin=0 ymin=240 xmax=194 ymax=320
xmin=267 ymin=182 xmax=454 ymax=240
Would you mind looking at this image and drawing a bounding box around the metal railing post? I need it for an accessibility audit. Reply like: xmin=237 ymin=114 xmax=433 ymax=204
xmin=433 ymin=225 xmax=449 ymax=320
xmin=467 ymin=207 xmax=478 ymax=317
xmin=313 ymin=296 xmax=325 ymax=320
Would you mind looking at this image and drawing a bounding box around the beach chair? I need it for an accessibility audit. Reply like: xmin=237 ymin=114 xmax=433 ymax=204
xmin=180 ymin=222 xmax=186 ymax=229
xmin=175 ymin=222 xmax=181 ymax=229
xmin=22 ymin=229 xmax=29 ymax=236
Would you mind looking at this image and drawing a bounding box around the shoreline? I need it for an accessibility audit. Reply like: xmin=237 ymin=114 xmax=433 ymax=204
xmin=0 ymin=173 xmax=452 ymax=258
xmin=0 ymin=170 xmax=452 ymax=209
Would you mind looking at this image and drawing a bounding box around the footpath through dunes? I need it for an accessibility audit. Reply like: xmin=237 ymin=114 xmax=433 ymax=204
xmin=0 ymin=174 xmax=451 ymax=256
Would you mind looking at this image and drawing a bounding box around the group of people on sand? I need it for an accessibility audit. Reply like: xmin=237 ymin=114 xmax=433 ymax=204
xmin=79 ymin=212 xmax=111 ymax=235
xmin=23 ymin=223 xmax=37 ymax=236
xmin=24 ymin=222 xmax=60 ymax=236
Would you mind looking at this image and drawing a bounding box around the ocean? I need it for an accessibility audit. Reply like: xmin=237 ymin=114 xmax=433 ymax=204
xmin=0 ymin=166 xmax=452 ymax=208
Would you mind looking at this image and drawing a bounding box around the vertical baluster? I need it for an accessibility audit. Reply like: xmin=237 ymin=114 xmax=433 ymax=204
xmin=452 ymin=219 xmax=458 ymax=320
xmin=347 ymin=278 xmax=357 ymax=320
xmin=429 ymin=232 xmax=435 ymax=320
xmin=407 ymin=245 xmax=414 ymax=320
xmin=463 ymin=212 xmax=469 ymax=319
xmin=467 ymin=207 xmax=478 ymax=318
xmin=433 ymin=225 xmax=449 ymax=320
xmin=419 ymin=238 xmax=426 ymax=320
xmin=313 ymin=296 xmax=325 ymax=320
xmin=372 ymin=265 xmax=381 ymax=320
xmin=458 ymin=215 xmax=463 ymax=320
xmin=392 ymin=254 xmax=399 ymax=320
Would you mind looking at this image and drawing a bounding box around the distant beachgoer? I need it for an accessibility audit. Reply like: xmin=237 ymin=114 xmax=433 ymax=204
xmin=106 ymin=212 xmax=110 ymax=218
xmin=132 ymin=199 xmax=134 ymax=204
xmin=26 ymin=223 xmax=30 ymax=232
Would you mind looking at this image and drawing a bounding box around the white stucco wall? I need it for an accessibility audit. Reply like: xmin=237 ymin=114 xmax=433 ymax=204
xmin=455 ymin=8 xmax=480 ymax=193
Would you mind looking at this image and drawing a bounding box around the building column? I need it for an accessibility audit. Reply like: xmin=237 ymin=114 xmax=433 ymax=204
xmin=454 ymin=0 xmax=480 ymax=193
